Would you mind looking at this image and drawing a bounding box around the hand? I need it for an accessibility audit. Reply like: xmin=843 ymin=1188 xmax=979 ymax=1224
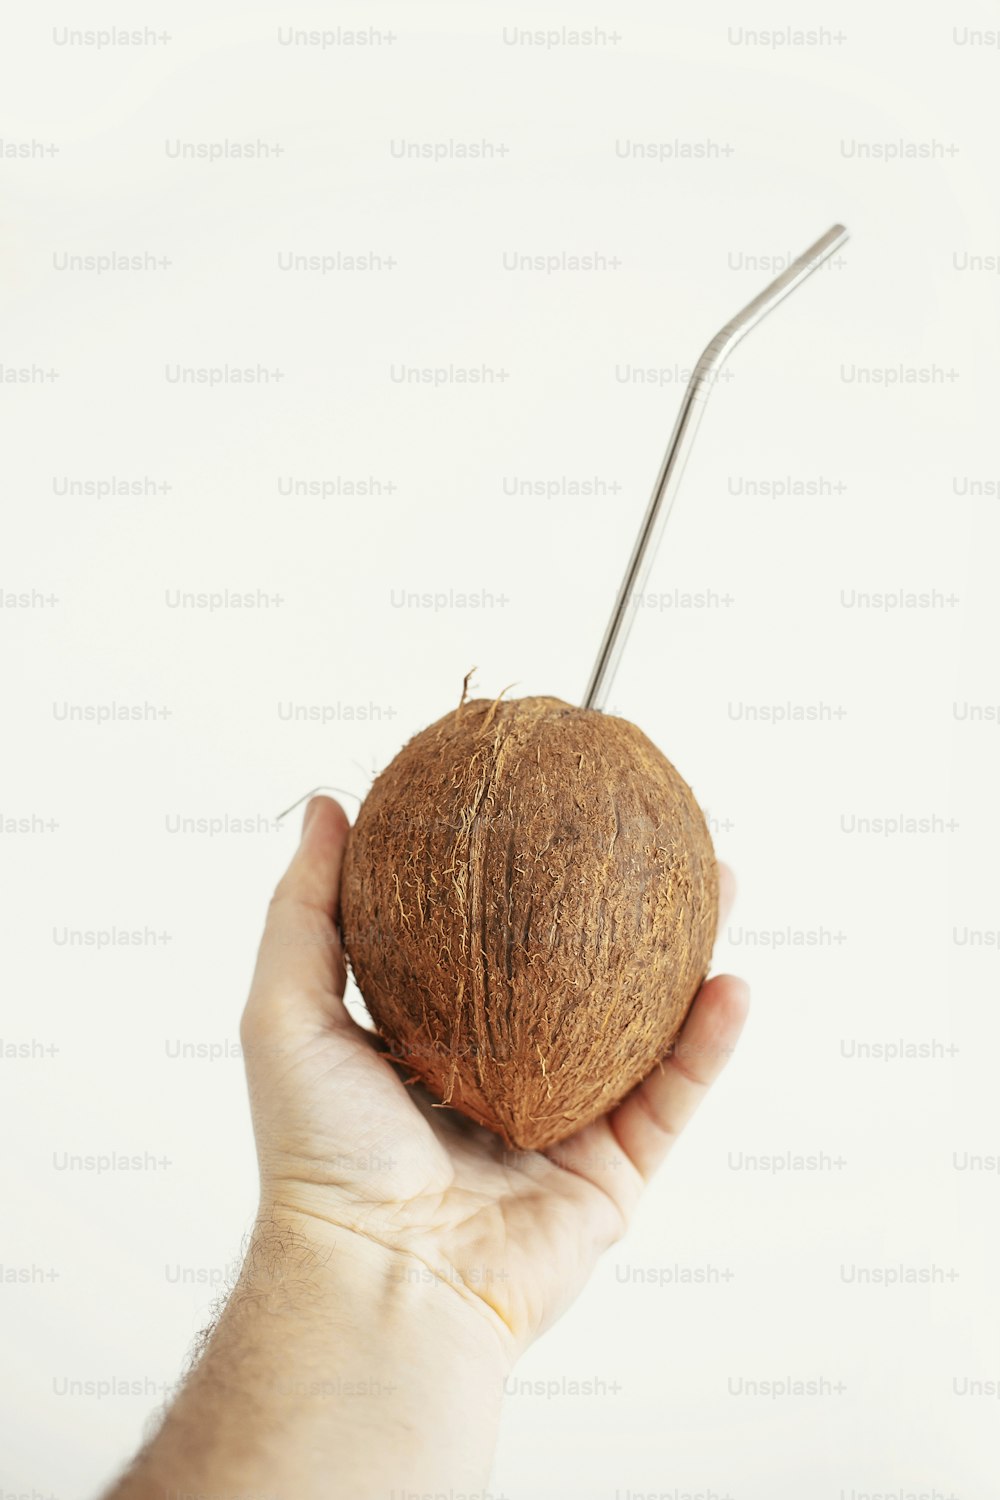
xmin=241 ymin=796 xmax=749 ymax=1363
xmin=106 ymin=793 xmax=749 ymax=1500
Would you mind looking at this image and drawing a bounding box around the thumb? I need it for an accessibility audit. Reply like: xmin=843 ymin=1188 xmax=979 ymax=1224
xmin=242 ymin=796 xmax=353 ymax=1037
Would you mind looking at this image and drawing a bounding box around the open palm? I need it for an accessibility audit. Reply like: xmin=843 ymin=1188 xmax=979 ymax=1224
xmin=241 ymin=797 xmax=748 ymax=1357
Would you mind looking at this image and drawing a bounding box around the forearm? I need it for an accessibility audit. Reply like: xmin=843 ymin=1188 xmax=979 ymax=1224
xmin=105 ymin=1213 xmax=509 ymax=1500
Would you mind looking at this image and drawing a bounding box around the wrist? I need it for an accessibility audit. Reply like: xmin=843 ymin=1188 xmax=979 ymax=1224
xmin=248 ymin=1201 xmax=516 ymax=1374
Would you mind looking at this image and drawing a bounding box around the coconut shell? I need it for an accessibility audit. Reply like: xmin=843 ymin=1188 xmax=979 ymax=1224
xmin=340 ymin=695 xmax=717 ymax=1151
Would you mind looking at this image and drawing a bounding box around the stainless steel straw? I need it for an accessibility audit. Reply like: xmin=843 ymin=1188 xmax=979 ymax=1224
xmin=582 ymin=223 xmax=849 ymax=712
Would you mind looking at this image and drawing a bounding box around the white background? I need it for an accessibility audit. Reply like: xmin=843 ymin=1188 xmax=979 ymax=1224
xmin=2 ymin=2 xmax=999 ymax=1497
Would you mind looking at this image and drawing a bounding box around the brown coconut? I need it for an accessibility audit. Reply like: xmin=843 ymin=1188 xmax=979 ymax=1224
xmin=340 ymin=695 xmax=717 ymax=1151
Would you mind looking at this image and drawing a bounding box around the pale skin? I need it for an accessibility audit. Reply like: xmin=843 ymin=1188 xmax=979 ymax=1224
xmin=106 ymin=795 xmax=749 ymax=1499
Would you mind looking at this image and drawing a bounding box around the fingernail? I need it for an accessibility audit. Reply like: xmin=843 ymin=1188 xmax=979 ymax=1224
xmin=301 ymin=798 xmax=320 ymax=839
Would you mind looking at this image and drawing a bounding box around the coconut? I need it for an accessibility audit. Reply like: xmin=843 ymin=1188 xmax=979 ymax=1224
xmin=340 ymin=695 xmax=717 ymax=1151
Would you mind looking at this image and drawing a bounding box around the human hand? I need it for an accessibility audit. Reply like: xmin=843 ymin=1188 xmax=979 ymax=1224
xmin=241 ymin=795 xmax=749 ymax=1364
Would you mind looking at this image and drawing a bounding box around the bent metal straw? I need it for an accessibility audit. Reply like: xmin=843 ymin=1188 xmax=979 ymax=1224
xmin=583 ymin=223 xmax=850 ymax=712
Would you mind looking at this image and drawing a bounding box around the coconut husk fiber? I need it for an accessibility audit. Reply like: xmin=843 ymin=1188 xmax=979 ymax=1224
xmin=340 ymin=695 xmax=717 ymax=1151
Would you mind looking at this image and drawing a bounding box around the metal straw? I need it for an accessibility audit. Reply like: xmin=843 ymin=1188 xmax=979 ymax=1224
xmin=582 ymin=223 xmax=849 ymax=712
